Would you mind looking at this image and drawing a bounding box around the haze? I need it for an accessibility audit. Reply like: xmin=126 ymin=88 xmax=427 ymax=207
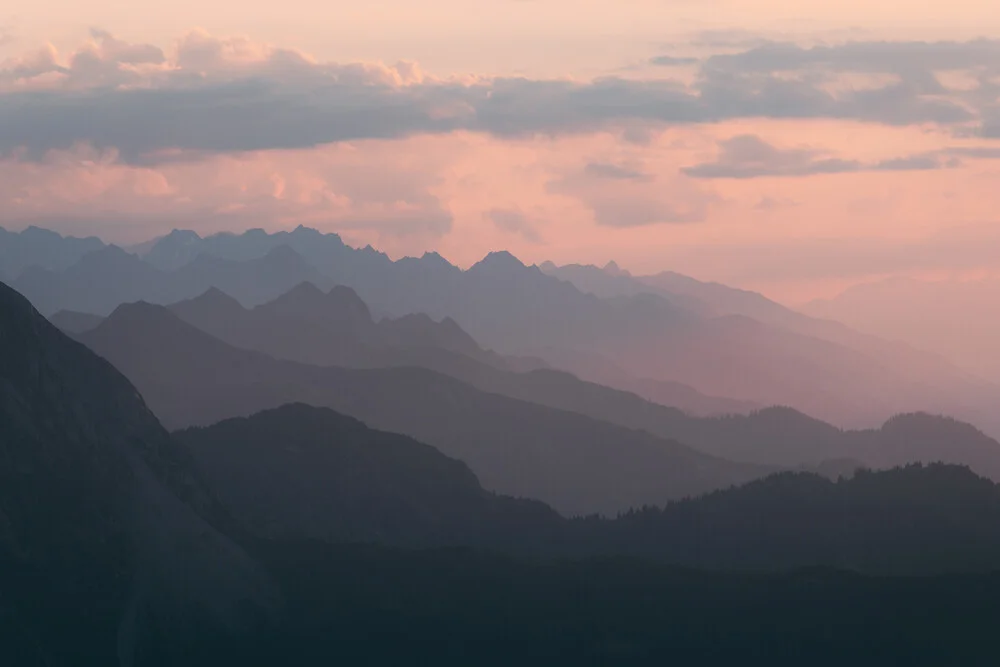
xmin=8 ymin=2 xmax=1000 ymax=664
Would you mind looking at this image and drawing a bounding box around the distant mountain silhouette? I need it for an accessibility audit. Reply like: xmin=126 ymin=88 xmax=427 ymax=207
xmin=21 ymin=227 xmax=1000 ymax=437
xmin=14 ymin=244 xmax=332 ymax=316
xmin=0 ymin=225 xmax=105 ymax=278
xmin=139 ymin=225 xmax=372 ymax=273
xmin=168 ymin=283 xmax=511 ymax=372
xmin=164 ymin=285 xmax=1000 ymax=480
xmin=803 ymin=276 xmax=1000 ymax=383
xmin=79 ymin=302 xmax=765 ymax=516
xmin=0 ymin=280 xmax=277 ymax=665
xmin=176 ymin=403 xmax=1000 ymax=575
xmin=538 ymin=259 xmax=1000 ymax=437
xmin=48 ymin=309 xmax=105 ymax=334
xmin=522 ymin=343 xmax=761 ymax=416
xmin=176 ymin=405 xmax=564 ymax=548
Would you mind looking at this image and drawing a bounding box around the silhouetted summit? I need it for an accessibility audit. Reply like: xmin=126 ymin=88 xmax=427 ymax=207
xmin=175 ymin=404 xmax=562 ymax=548
xmin=0 ymin=225 xmax=105 ymax=277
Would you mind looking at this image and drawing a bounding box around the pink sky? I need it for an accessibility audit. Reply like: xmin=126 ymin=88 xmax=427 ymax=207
xmin=2 ymin=2 xmax=1000 ymax=302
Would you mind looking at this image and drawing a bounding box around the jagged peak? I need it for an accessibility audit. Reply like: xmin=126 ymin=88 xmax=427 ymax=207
xmin=161 ymin=228 xmax=202 ymax=243
xmin=325 ymin=284 xmax=373 ymax=321
xmin=603 ymin=260 xmax=631 ymax=277
xmin=77 ymin=244 xmax=141 ymax=267
xmin=470 ymin=250 xmax=527 ymax=272
xmin=187 ymin=286 xmax=244 ymax=309
xmin=97 ymin=300 xmax=181 ymax=333
xmin=273 ymin=281 xmax=327 ymax=305
xmin=260 ymin=244 xmax=308 ymax=264
xmin=418 ymin=251 xmax=456 ymax=268
xmin=21 ymin=225 xmax=62 ymax=239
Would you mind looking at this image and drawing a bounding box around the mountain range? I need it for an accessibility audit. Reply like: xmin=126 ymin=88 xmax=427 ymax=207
xmin=95 ymin=282 xmax=1000 ymax=480
xmin=77 ymin=300 xmax=767 ymax=516
xmin=803 ymin=276 xmax=1000 ymax=383
xmin=10 ymin=225 xmax=1000 ymax=441
xmin=8 ymin=273 xmax=1000 ymax=664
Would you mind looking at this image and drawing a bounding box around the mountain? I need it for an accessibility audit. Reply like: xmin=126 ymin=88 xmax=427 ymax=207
xmin=538 ymin=259 xmax=1000 ymax=436
xmin=803 ymin=276 xmax=1000 ymax=383
xmin=48 ymin=309 xmax=105 ymax=334
xmin=175 ymin=404 xmax=564 ymax=548
xmin=139 ymin=225 xmax=382 ymax=276
xmin=23 ymin=226 xmax=1000 ymax=437
xmin=0 ymin=225 xmax=105 ymax=278
xmin=0 ymin=280 xmax=278 ymax=665
xmin=164 ymin=285 xmax=1000 ymax=480
xmin=322 ymin=250 xmax=1000 ymax=437
xmin=14 ymin=244 xmax=332 ymax=316
xmin=604 ymin=463 xmax=1000 ymax=574
xmin=250 ymin=540 xmax=1000 ymax=666
xmin=521 ymin=343 xmax=761 ymax=416
xmin=167 ymin=283 xmax=510 ymax=372
xmin=175 ymin=404 xmax=1000 ymax=575
xmin=545 ymin=260 xmax=980 ymax=389
xmin=15 ymin=245 xmax=164 ymax=316
xmin=78 ymin=302 xmax=765 ymax=516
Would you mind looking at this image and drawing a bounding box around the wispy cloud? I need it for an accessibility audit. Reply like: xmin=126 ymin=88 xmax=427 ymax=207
xmin=683 ymin=135 xmax=961 ymax=179
xmin=0 ymin=30 xmax=993 ymax=164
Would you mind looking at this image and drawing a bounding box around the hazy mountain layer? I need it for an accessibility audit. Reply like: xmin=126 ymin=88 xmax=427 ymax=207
xmin=804 ymin=276 xmax=1000 ymax=383
xmin=17 ymin=226 xmax=1000 ymax=438
xmin=168 ymin=283 xmax=516 ymax=372
xmin=79 ymin=301 xmax=764 ymax=516
xmin=175 ymin=403 xmax=1000 ymax=575
xmin=163 ymin=284 xmax=1000 ymax=479
xmin=14 ymin=244 xmax=333 ymax=316
xmin=0 ymin=225 xmax=105 ymax=278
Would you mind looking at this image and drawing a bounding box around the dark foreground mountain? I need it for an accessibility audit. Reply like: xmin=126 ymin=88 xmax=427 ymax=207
xmin=80 ymin=302 xmax=763 ymax=516
xmin=246 ymin=543 xmax=1000 ymax=667
xmin=161 ymin=286 xmax=1000 ymax=479
xmin=175 ymin=404 xmax=564 ymax=549
xmin=0 ymin=280 xmax=279 ymax=666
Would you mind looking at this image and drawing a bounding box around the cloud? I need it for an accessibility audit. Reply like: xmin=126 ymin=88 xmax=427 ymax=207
xmin=0 ymin=140 xmax=455 ymax=242
xmin=649 ymin=55 xmax=700 ymax=67
xmin=583 ymin=162 xmax=652 ymax=181
xmin=0 ymin=30 xmax=994 ymax=163
xmin=978 ymin=106 xmax=1000 ymax=138
xmin=485 ymin=208 xmax=542 ymax=242
xmin=683 ymin=135 xmax=958 ymax=179
xmin=703 ymin=39 xmax=1000 ymax=76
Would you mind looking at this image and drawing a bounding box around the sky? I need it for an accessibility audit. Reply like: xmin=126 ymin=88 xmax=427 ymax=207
xmin=2 ymin=1 xmax=1000 ymax=302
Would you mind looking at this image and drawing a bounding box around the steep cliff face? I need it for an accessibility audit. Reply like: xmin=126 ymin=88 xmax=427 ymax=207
xmin=0 ymin=280 xmax=278 ymax=666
